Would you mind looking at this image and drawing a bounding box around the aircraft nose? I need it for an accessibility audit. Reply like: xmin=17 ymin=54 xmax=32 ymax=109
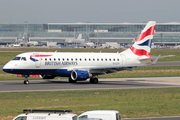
xmin=2 ymin=62 xmax=14 ymax=73
xmin=3 ymin=64 xmax=10 ymax=73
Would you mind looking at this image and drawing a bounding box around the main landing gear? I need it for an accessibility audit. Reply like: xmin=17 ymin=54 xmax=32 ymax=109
xmin=24 ymin=77 xmax=29 ymax=85
xmin=68 ymin=77 xmax=98 ymax=84
xmin=69 ymin=77 xmax=77 ymax=83
xmin=90 ymin=78 xmax=98 ymax=84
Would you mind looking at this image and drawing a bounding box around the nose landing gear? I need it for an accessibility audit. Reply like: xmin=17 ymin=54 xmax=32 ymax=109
xmin=24 ymin=76 xmax=29 ymax=85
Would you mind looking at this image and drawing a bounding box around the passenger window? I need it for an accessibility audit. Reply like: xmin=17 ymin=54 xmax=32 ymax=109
xmin=113 ymin=59 xmax=115 ymax=61
xmin=49 ymin=58 xmax=51 ymax=61
xmin=54 ymin=58 xmax=56 ymax=61
xmin=63 ymin=58 xmax=64 ymax=61
xmin=15 ymin=116 xmax=27 ymax=120
xmin=85 ymin=58 xmax=86 ymax=61
xmin=71 ymin=58 xmax=73 ymax=61
xmin=80 ymin=58 xmax=82 ymax=61
xmin=101 ymin=58 xmax=103 ymax=61
xmin=45 ymin=58 xmax=47 ymax=61
xmin=21 ymin=57 xmax=26 ymax=61
xmin=97 ymin=59 xmax=99 ymax=61
xmin=109 ymin=59 xmax=111 ymax=61
xmin=89 ymin=58 xmax=91 ymax=61
xmin=117 ymin=59 xmax=119 ymax=61
xmin=67 ymin=58 xmax=69 ymax=61
xmin=75 ymin=58 xmax=77 ymax=61
xmin=93 ymin=58 xmax=95 ymax=61
xmin=58 ymin=58 xmax=60 ymax=61
xmin=105 ymin=59 xmax=107 ymax=61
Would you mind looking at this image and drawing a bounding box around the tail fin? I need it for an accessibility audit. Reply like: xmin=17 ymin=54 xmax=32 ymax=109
xmin=130 ymin=21 xmax=156 ymax=57
xmin=77 ymin=34 xmax=82 ymax=39
xmin=27 ymin=37 xmax=30 ymax=42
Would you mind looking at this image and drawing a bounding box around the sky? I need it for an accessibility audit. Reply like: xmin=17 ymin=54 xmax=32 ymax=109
xmin=0 ymin=0 xmax=180 ymax=24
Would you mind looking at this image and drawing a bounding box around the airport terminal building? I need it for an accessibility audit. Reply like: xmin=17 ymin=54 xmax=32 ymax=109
xmin=0 ymin=22 xmax=180 ymax=46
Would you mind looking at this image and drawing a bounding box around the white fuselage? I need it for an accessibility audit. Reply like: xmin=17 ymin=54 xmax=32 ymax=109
xmin=3 ymin=51 xmax=144 ymax=77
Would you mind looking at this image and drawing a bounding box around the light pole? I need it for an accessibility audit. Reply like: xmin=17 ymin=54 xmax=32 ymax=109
xmin=86 ymin=20 xmax=90 ymax=42
xmin=97 ymin=28 xmax=99 ymax=47
xmin=74 ymin=28 xmax=76 ymax=47
xmin=24 ymin=21 xmax=28 ymax=44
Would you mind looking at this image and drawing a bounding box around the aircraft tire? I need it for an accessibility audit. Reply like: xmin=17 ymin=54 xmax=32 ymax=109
xmin=24 ymin=80 xmax=29 ymax=85
xmin=69 ymin=77 xmax=77 ymax=83
xmin=90 ymin=78 xmax=98 ymax=84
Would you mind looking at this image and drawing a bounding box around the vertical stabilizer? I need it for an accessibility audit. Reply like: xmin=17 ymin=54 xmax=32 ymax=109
xmin=130 ymin=21 xmax=156 ymax=57
xmin=27 ymin=37 xmax=30 ymax=42
xmin=77 ymin=34 xmax=82 ymax=39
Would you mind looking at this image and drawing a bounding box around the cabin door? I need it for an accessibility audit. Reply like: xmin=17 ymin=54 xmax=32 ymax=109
xmin=120 ymin=54 xmax=126 ymax=66
xmin=34 ymin=53 xmax=41 ymax=68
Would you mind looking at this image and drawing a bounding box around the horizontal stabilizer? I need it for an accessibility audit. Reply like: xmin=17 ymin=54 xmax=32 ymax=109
xmin=138 ymin=55 xmax=175 ymax=64
xmin=152 ymin=55 xmax=161 ymax=64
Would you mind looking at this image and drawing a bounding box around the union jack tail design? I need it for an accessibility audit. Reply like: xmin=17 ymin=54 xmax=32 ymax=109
xmin=130 ymin=21 xmax=156 ymax=58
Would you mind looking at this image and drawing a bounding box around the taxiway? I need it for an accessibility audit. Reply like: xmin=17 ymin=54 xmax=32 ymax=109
xmin=0 ymin=77 xmax=180 ymax=92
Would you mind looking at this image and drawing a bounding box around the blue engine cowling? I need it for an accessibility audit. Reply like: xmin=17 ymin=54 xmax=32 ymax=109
xmin=71 ymin=70 xmax=90 ymax=81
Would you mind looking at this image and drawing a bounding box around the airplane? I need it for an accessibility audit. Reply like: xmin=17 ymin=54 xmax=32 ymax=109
xmin=84 ymin=42 xmax=95 ymax=48
xmin=65 ymin=34 xmax=85 ymax=43
xmin=27 ymin=37 xmax=38 ymax=46
xmin=2 ymin=21 xmax=173 ymax=85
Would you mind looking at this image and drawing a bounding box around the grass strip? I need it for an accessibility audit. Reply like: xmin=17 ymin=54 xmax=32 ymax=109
xmin=1 ymin=88 xmax=180 ymax=120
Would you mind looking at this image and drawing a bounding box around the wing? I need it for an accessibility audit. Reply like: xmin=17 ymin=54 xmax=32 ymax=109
xmin=69 ymin=65 xmax=144 ymax=76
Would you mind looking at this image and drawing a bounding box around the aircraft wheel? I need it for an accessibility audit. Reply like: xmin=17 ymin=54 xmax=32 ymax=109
xmin=69 ymin=77 xmax=77 ymax=83
xmin=90 ymin=78 xmax=98 ymax=84
xmin=24 ymin=80 xmax=29 ymax=85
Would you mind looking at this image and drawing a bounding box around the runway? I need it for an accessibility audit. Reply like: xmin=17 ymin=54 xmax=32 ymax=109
xmin=0 ymin=77 xmax=180 ymax=92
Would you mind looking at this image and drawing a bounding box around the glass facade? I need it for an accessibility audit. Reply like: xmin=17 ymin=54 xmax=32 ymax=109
xmin=0 ymin=22 xmax=180 ymax=45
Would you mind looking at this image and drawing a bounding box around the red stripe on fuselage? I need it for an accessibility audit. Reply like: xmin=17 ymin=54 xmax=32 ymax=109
xmin=30 ymin=55 xmax=52 ymax=58
xmin=130 ymin=47 xmax=151 ymax=57
xmin=135 ymin=26 xmax=155 ymax=42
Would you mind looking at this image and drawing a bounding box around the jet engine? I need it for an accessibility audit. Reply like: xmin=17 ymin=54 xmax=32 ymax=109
xmin=71 ymin=70 xmax=91 ymax=81
xmin=40 ymin=74 xmax=55 ymax=79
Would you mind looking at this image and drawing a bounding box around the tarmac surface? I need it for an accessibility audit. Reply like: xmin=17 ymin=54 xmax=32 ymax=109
xmin=0 ymin=77 xmax=180 ymax=92
xmin=154 ymin=61 xmax=180 ymax=66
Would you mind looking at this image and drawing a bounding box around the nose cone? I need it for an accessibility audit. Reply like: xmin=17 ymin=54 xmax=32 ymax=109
xmin=3 ymin=62 xmax=14 ymax=73
xmin=3 ymin=64 xmax=9 ymax=73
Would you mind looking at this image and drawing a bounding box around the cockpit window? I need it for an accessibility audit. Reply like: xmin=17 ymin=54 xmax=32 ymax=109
xmin=12 ymin=57 xmax=21 ymax=60
xmin=21 ymin=57 xmax=26 ymax=61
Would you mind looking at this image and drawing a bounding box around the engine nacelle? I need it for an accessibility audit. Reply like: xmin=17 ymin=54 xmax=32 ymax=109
xmin=71 ymin=70 xmax=91 ymax=81
xmin=40 ymin=74 xmax=55 ymax=79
